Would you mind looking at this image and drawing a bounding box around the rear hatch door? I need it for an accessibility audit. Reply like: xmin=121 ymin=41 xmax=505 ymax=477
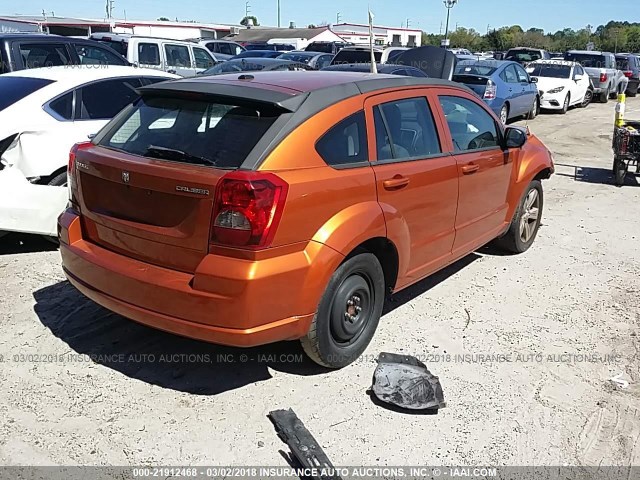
xmin=75 ymin=88 xmax=292 ymax=273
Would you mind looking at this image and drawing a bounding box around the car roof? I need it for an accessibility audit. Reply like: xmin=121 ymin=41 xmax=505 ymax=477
xmin=280 ymin=51 xmax=320 ymax=57
xmin=225 ymin=58 xmax=301 ymax=65
xmin=567 ymin=50 xmax=610 ymax=55
xmin=457 ymin=59 xmax=508 ymax=67
xmin=323 ymin=63 xmax=414 ymax=73
xmin=3 ymin=65 xmax=175 ymax=82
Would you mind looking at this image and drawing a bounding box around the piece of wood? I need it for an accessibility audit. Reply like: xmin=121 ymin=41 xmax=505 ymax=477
xmin=268 ymin=408 xmax=342 ymax=480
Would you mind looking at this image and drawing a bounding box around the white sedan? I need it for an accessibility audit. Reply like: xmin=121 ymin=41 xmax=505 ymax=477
xmin=526 ymin=60 xmax=594 ymax=113
xmin=0 ymin=66 xmax=178 ymax=238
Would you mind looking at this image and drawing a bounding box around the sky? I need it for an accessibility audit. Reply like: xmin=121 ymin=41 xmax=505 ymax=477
xmin=3 ymin=0 xmax=640 ymax=34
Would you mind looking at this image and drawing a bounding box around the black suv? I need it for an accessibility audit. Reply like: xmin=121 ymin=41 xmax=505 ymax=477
xmin=616 ymin=53 xmax=640 ymax=97
xmin=0 ymin=33 xmax=129 ymax=74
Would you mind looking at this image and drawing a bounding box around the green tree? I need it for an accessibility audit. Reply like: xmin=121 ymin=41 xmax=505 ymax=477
xmin=157 ymin=17 xmax=170 ymax=21
xmin=240 ymin=15 xmax=259 ymax=26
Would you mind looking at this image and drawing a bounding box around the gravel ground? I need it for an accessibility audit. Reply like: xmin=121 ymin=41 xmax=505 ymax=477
xmin=0 ymin=98 xmax=639 ymax=469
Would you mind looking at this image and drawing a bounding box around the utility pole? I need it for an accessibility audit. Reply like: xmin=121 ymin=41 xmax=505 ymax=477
xmin=487 ymin=24 xmax=490 ymax=35
xmin=440 ymin=21 xmax=443 ymax=35
xmin=336 ymin=12 xmax=342 ymax=24
xmin=245 ymin=1 xmax=251 ymax=18
xmin=277 ymin=0 xmax=281 ymax=28
xmin=442 ymin=0 xmax=458 ymax=46
xmin=105 ymin=0 xmax=114 ymax=19
xmin=406 ymin=18 xmax=410 ymax=29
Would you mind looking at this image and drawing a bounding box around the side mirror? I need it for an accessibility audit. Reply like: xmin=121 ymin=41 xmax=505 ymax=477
xmin=530 ymin=77 xmax=538 ymax=83
xmin=504 ymin=127 xmax=527 ymax=149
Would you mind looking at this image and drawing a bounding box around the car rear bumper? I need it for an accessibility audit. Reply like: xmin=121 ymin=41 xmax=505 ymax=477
xmin=0 ymin=167 xmax=67 ymax=236
xmin=58 ymin=209 xmax=337 ymax=347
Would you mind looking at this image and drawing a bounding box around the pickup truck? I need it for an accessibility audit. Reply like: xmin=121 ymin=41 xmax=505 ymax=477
xmin=564 ymin=50 xmax=628 ymax=103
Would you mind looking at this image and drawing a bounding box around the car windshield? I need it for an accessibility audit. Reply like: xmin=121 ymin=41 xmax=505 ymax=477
xmin=277 ymin=53 xmax=312 ymax=64
xmin=306 ymin=43 xmax=334 ymax=53
xmin=454 ymin=64 xmax=497 ymax=76
xmin=527 ymin=64 xmax=571 ymax=78
xmin=97 ymin=39 xmax=128 ymax=56
xmin=564 ymin=53 xmax=607 ymax=68
xmin=205 ymin=61 xmax=267 ymax=74
xmin=99 ymin=96 xmax=282 ymax=169
xmin=0 ymin=77 xmax=54 ymax=112
xmin=506 ymin=49 xmax=542 ymax=62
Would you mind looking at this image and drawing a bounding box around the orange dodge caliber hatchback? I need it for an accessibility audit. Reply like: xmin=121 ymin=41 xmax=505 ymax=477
xmin=59 ymin=71 xmax=554 ymax=368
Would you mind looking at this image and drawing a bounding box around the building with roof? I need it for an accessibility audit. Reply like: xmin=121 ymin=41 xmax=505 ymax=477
xmin=0 ymin=15 xmax=236 ymax=39
xmin=226 ymin=26 xmax=345 ymax=50
xmin=331 ymin=23 xmax=422 ymax=47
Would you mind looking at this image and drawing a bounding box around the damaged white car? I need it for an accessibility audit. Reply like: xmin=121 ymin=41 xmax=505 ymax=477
xmin=0 ymin=66 xmax=178 ymax=238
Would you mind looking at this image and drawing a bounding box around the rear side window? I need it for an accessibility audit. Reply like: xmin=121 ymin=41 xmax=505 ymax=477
xmin=438 ymin=96 xmax=500 ymax=152
xmin=19 ymin=44 xmax=71 ymax=68
xmin=0 ymin=77 xmax=53 ymax=112
xmin=99 ymin=97 xmax=282 ymax=169
xmin=78 ymin=78 xmax=142 ymax=120
xmin=316 ymin=111 xmax=368 ymax=167
xmin=138 ymin=43 xmax=160 ymax=66
xmin=97 ymin=39 xmax=128 ymax=57
xmin=48 ymin=92 xmax=73 ymax=120
xmin=373 ymin=98 xmax=441 ymax=161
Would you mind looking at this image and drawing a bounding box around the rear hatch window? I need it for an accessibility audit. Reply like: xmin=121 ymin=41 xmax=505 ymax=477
xmin=332 ymin=50 xmax=382 ymax=65
xmin=616 ymin=58 xmax=630 ymax=70
xmin=97 ymin=39 xmax=128 ymax=57
xmin=564 ymin=53 xmax=606 ymax=68
xmin=0 ymin=77 xmax=54 ymax=112
xmin=98 ymin=96 xmax=282 ymax=170
xmin=505 ymin=49 xmax=542 ymax=62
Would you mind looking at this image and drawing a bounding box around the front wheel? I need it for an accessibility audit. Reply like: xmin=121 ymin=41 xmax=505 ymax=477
xmin=493 ymin=180 xmax=544 ymax=254
xmin=560 ymin=93 xmax=570 ymax=114
xmin=614 ymin=157 xmax=627 ymax=186
xmin=579 ymin=89 xmax=593 ymax=108
xmin=599 ymin=87 xmax=609 ymax=103
xmin=301 ymin=252 xmax=385 ymax=368
xmin=528 ymin=97 xmax=539 ymax=119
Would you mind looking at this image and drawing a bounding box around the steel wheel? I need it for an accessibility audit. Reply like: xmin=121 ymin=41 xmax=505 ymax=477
xmin=580 ymin=89 xmax=593 ymax=108
xmin=329 ymin=274 xmax=372 ymax=345
xmin=519 ymin=188 xmax=540 ymax=243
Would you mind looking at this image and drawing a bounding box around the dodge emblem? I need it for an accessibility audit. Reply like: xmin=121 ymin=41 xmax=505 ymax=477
xmin=122 ymin=171 xmax=130 ymax=183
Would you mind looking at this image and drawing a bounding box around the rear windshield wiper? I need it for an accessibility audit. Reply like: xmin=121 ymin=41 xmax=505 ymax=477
xmin=144 ymin=145 xmax=217 ymax=166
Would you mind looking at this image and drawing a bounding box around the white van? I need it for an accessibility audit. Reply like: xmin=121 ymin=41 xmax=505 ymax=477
xmin=90 ymin=33 xmax=217 ymax=76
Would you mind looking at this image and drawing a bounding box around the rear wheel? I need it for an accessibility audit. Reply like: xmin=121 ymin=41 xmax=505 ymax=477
xmin=499 ymin=104 xmax=509 ymax=125
xmin=301 ymin=252 xmax=385 ymax=368
xmin=599 ymin=86 xmax=610 ymax=103
xmin=494 ymin=180 xmax=543 ymax=254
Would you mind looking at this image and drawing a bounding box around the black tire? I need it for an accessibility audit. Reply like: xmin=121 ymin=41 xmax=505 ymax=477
xmin=599 ymin=87 xmax=609 ymax=103
xmin=527 ymin=96 xmax=539 ymax=120
xmin=560 ymin=93 xmax=570 ymax=114
xmin=628 ymin=82 xmax=638 ymax=97
xmin=614 ymin=157 xmax=627 ymax=186
xmin=494 ymin=180 xmax=544 ymax=254
xmin=499 ymin=104 xmax=509 ymax=125
xmin=579 ymin=89 xmax=593 ymax=108
xmin=301 ymin=252 xmax=385 ymax=369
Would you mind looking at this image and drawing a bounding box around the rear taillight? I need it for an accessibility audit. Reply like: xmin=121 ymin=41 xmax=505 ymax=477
xmin=623 ymin=70 xmax=633 ymax=78
xmin=68 ymin=141 xmax=92 ymax=205
xmin=600 ymin=72 xmax=608 ymax=83
xmin=211 ymin=172 xmax=288 ymax=249
xmin=484 ymin=79 xmax=497 ymax=100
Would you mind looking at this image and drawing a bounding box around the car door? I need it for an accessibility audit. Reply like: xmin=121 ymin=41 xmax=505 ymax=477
xmin=435 ymin=93 xmax=513 ymax=256
xmin=572 ymin=65 xmax=589 ymax=103
xmin=365 ymin=91 xmax=459 ymax=286
xmin=501 ymin=64 xmax=522 ymax=115
xmin=514 ymin=63 xmax=535 ymax=115
xmin=163 ymin=43 xmax=194 ymax=76
xmin=191 ymin=46 xmax=216 ymax=73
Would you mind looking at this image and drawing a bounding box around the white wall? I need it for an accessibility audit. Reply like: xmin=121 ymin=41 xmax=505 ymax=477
xmin=113 ymin=25 xmax=216 ymax=40
xmin=331 ymin=24 xmax=422 ymax=47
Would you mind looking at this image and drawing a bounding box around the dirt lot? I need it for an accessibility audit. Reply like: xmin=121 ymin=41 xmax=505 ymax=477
xmin=1 ymin=98 xmax=639 ymax=468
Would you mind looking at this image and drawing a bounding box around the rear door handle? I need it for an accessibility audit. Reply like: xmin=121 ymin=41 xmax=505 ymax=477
xmin=383 ymin=176 xmax=410 ymax=190
xmin=461 ymin=164 xmax=480 ymax=174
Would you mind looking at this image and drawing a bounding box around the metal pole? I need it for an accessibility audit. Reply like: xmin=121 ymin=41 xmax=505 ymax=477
xmin=277 ymin=0 xmax=280 ymax=28
xmin=444 ymin=8 xmax=450 ymax=41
